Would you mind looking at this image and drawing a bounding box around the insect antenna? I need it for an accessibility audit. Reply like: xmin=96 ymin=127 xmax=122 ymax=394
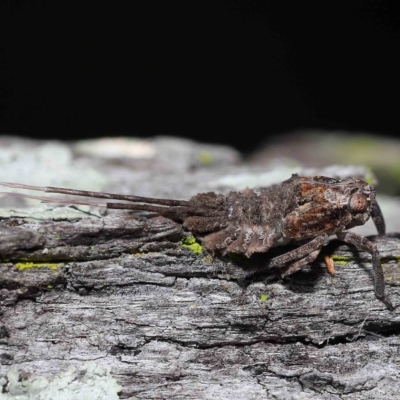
xmin=0 ymin=181 xmax=192 ymax=217
xmin=0 ymin=191 xmax=108 ymax=207
xmin=0 ymin=182 xmax=189 ymax=206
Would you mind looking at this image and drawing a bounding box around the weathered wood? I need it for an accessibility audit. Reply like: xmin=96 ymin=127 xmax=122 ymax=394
xmin=0 ymin=137 xmax=400 ymax=399
xmin=1 ymin=212 xmax=400 ymax=399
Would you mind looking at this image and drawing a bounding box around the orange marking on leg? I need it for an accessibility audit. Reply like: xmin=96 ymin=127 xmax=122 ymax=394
xmin=324 ymin=255 xmax=336 ymax=275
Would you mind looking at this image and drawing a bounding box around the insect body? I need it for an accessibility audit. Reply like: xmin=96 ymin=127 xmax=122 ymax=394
xmin=0 ymin=174 xmax=393 ymax=310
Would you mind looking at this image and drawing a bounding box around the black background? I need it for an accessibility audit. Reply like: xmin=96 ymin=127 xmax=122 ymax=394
xmin=1 ymin=1 xmax=400 ymax=154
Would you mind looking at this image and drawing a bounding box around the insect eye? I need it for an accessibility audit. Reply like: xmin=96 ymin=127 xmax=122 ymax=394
xmin=350 ymin=193 xmax=369 ymax=213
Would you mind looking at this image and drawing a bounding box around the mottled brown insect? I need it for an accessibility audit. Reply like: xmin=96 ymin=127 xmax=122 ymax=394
xmin=0 ymin=174 xmax=393 ymax=310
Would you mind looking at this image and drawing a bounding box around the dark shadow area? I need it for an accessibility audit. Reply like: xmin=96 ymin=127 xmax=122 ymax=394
xmin=1 ymin=2 xmax=400 ymax=154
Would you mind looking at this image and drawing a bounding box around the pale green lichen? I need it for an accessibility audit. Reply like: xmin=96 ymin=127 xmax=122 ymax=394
xmin=198 ymin=152 xmax=213 ymax=165
xmin=202 ymin=255 xmax=214 ymax=263
xmin=3 ymin=361 xmax=121 ymax=399
xmin=15 ymin=262 xmax=60 ymax=271
xmin=181 ymin=236 xmax=203 ymax=255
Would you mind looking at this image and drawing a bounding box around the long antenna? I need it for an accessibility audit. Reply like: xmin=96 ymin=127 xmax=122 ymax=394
xmin=0 ymin=182 xmax=189 ymax=206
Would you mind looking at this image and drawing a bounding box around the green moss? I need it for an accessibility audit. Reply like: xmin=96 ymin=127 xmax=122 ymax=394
xmin=386 ymin=276 xmax=393 ymax=281
xmin=15 ymin=262 xmax=59 ymax=271
xmin=333 ymin=260 xmax=348 ymax=266
xmin=47 ymin=285 xmax=53 ymax=289
xmin=181 ymin=236 xmax=204 ymax=255
xmin=54 ymin=233 xmax=61 ymax=239
xmin=260 ymin=294 xmax=268 ymax=302
xmin=331 ymin=254 xmax=350 ymax=265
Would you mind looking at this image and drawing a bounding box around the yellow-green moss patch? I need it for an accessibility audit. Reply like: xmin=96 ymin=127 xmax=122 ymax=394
xmin=15 ymin=262 xmax=60 ymax=271
xmin=181 ymin=236 xmax=204 ymax=255
xmin=260 ymin=294 xmax=269 ymax=302
xmin=331 ymin=254 xmax=350 ymax=265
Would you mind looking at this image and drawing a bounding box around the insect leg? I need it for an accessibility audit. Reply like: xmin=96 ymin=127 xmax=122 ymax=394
xmin=279 ymin=249 xmax=320 ymax=278
xmin=244 ymin=234 xmax=328 ymax=279
xmin=324 ymin=255 xmax=336 ymax=275
xmin=371 ymin=200 xmax=386 ymax=236
xmin=336 ymin=231 xmax=393 ymax=310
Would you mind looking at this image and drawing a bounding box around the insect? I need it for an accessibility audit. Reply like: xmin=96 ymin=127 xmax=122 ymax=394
xmin=0 ymin=174 xmax=393 ymax=310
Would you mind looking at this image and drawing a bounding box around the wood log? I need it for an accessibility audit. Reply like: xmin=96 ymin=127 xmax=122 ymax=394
xmin=0 ymin=137 xmax=399 ymax=399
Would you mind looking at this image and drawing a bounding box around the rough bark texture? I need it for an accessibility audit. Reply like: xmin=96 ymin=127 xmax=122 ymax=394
xmin=1 ymin=136 xmax=400 ymax=399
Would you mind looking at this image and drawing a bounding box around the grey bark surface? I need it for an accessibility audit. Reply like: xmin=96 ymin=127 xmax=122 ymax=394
xmin=1 ymin=136 xmax=400 ymax=399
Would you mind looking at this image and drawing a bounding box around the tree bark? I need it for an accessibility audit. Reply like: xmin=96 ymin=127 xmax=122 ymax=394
xmin=0 ymin=137 xmax=399 ymax=399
